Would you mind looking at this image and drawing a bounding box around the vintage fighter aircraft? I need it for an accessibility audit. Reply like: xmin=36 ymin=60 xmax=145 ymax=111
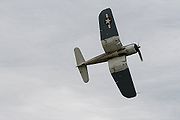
xmin=74 ymin=8 xmax=143 ymax=98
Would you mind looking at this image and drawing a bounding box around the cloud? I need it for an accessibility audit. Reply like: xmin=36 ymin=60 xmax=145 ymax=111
xmin=0 ymin=0 xmax=180 ymax=120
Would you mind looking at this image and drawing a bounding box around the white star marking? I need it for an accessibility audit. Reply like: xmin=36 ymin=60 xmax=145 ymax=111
xmin=105 ymin=14 xmax=111 ymax=28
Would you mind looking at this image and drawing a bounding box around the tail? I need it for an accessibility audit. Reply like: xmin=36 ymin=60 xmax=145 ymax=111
xmin=74 ymin=47 xmax=89 ymax=83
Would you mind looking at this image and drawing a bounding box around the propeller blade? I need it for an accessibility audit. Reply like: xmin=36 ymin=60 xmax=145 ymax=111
xmin=134 ymin=44 xmax=143 ymax=62
xmin=138 ymin=51 xmax=143 ymax=61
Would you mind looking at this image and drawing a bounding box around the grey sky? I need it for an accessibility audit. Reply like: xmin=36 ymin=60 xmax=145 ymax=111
xmin=0 ymin=0 xmax=180 ymax=120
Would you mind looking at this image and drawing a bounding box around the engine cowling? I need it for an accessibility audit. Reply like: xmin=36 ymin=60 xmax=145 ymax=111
xmin=124 ymin=44 xmax=137 ymax=56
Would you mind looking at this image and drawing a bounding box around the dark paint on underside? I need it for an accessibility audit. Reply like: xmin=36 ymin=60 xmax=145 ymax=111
xmin=99 ymin=8 xmax=119 ymax=40
xmin=111 ymin=68 xmax=137 ymax=98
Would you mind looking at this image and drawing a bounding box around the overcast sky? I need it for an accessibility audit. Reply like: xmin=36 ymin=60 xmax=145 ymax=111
xmin=0 ymin=0 xmax=180 ymax=120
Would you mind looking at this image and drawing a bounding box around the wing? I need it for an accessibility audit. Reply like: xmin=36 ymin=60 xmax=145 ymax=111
xmin=108 ymin=56 xmax=137 ymax=98
xmin=99 ymin=8 xmax=123 ymax=53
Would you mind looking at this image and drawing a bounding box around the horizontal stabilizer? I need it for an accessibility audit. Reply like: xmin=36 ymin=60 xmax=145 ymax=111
xmin=74 ymin=47 xmax=85 ymax=66
xmin=77 ymin=65 xmax=89 ymax=83
xmin=74 ymin=47 xmax=89 ymax=83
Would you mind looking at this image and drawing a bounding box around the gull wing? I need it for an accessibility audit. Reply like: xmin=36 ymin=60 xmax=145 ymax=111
xmin=99 ymin=8 xmax=123 ymax=53
xmin=108 ymin=56 xmax=137 ymax=98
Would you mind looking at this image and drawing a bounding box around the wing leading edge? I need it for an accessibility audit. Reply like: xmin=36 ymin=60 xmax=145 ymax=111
xmin=108 ymin=56 xmax=137 ymax=98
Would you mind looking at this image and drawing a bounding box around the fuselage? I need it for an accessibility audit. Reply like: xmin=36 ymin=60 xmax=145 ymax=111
xmin=84 ymin=43 xmax=138 ymax=66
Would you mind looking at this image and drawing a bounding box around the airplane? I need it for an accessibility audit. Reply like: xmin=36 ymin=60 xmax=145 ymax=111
xmin=74 ymin=8 xmax=143 ymax=98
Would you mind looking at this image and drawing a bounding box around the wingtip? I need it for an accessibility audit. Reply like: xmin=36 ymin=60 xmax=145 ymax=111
xmin=99 ymin=8 xmax=112 ymax=16
xmin=122 ymin=92 xmax=137 ymax=98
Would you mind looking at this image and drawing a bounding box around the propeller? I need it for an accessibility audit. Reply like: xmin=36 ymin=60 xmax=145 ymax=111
xmin=134 ymin=44 xmax=143 ymax=61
